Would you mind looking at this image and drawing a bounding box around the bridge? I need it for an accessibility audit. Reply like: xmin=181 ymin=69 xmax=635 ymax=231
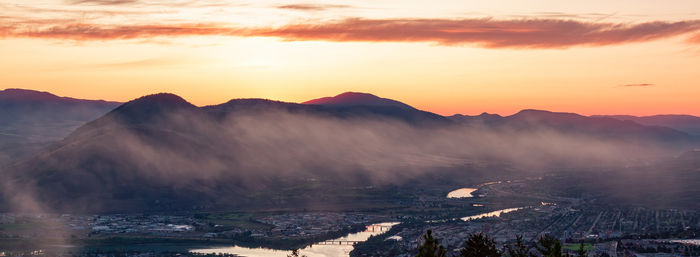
xmin=316 ymin=240 xmax=363 ymax=245
xmin=314 ymin=224 xmax=393 ymax=245
xmin=365 ymin=224 xmax=393 ymax=232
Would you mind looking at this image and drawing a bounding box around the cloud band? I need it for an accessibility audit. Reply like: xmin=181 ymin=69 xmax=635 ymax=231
xmin=2 ymin=17 xmax=699 ymax=48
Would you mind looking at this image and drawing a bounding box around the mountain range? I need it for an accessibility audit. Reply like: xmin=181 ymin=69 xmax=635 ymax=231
xmin=451 ymin=110 xmax=694 ymax=146
xmin=593 ymin=114 xmax=700 ymax=136
xmin=1 ymin=89 xmax=698 ymax=213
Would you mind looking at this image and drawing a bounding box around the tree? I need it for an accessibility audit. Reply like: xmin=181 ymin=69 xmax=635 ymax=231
xmin=535 ymin=234 xmax=565 ymax=257
xmin=575 ymin=241 xmax=587 ymax=257
xmin=506 ymin=235 xmax=536 ymax=257
xmin=416 ymin=230 xmax=447 ymax=257
xmin=459 ymin=232 xmax=501 ymax=257
xmin=287 ymin=249 xmax=307 ymax=257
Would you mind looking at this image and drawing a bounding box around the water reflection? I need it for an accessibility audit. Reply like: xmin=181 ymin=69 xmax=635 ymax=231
xmin=460 ymin=207 xmax=524 ymax=221
xmin=192 ymin=207 xmax=531 ymax=257
xmin=670 ymin=239 xmax=700 ymax=245
xmin=446 ymin=188 xmax=477 ymax=198
xmin=190 ymin=222 xmax=398 ymax=257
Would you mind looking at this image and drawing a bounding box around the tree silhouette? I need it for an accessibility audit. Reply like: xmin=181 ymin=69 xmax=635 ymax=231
xmin=535 ymin=234 xmax=566 ymax=257
xmin=459 ymin=232 xmax=501 ymax=257
xmin=506 ymin=235 xmax=536 ymax=257
xmin=287 ymin=249 xmax=307 ymax=257
xmin=575 ymin=241 xmax=587 ymax=257
xmin=416 ymin=230 xmax=447 ymax=257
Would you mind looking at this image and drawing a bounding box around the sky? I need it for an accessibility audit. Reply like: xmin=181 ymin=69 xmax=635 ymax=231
xmin=0 ymin=0 xmax=699 ymax=116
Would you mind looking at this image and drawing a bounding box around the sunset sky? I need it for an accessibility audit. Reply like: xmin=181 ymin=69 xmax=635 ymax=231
xmin=1 ymin=0 xmax=699 ymax=116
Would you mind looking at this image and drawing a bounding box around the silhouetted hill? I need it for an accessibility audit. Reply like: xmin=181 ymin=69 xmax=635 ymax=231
xmin=0 ymin=88 xmax=66 ymax=102
xmin=448 ymin=112 xmax=503 ymax=125
xmin=304 ymin=92 xmax=449 ymax=125
xmin=111 ymin=93 xmax=195 ymax=115
xmin=0 ymin=89 xmax=121 ymax=133
xmin=78 ymin=93 xmax=195 ymax=128
xmin=595 ymin=114 xmax=700 ymax=136
xmin=206 ymin=94 xmax=451 ymax=125
xmin=204 ymin=98 xmax=322 ymax=120
xmin=303 ymin=92 xmax=415 ymax=110
xmin=4 ymin=93 xmax=457 ymax=212
xmin=0 ymin=88 xmax=120 ymax=166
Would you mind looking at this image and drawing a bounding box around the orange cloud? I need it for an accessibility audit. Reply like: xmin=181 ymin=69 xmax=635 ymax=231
xmin=687 ymin=33 xmax=700 ymax=44
xmin=254 ymin=18 xmax=700 ymax=48
xmin=11 ymin=23 xmax=244 ymax=40
xmin=621 ymin=83 xmax=655 ymax=87
xmin=0 ymin=26 xmax=11 ymax=38
xmin=2 ymin=17 xmax=700 ymax=48
xmin=68 ymin=0 xmax=139 ymax=5
xmin=276 ymin=4 xmax=351 ymax=11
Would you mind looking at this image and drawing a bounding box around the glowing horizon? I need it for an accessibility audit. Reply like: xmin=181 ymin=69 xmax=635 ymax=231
xmin=1 ymin=0 xmax=699 ymax=116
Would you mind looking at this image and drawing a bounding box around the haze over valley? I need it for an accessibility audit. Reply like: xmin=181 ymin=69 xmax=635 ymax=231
xmin=1 ymin=89 xmax=698 ymax=212
xmin=2 ymin=0 xmax=700 ymax=255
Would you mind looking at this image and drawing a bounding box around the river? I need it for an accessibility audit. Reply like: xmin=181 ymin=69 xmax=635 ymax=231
xmin=461 ymin=207 xmax=524 ymax=221
xmin=446 ymin=188 xmax=477 ymax=198
xmin=191 ymin=183 xmax=528 ymax=256
xmin=191 ymin=206 xmax=527 ymax=257
xmin=190 ymin=222 xmax=398 ymax=257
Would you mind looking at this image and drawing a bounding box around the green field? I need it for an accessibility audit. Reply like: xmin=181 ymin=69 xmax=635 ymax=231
xmin=202 ymin=212 xmax=274 ymax=230
xmin=564 ymin=243 xmax=594 ymax=252
xmin=0 ymin=222 xmax=41 ymax=231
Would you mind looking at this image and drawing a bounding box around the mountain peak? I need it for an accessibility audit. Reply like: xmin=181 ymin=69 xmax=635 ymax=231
xmin=336 ymin=91 xmax=378 ymax=98
xmin=514 ymin=109 xmax=556 ymax=115
xmin=511 ymin=109 xmax=583 ymax=119
xmin=125 ymin=93 xmax=192 ymax=107
xmin=302 ymin=92 xmax=415 ymax=110
xmin=107 ymin=93 xmax=195 ymax=121
xmin=478 ymin=112 xmax=502 ymax=118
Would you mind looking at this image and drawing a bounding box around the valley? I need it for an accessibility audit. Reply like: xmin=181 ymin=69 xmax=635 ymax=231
xmin=2 ymin=176 xmax=700 ymax=256
xmin=0 ymin=90 xmax=698 ymax=256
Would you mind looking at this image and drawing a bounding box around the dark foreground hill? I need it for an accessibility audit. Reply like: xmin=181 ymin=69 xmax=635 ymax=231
xmin=2 ymin=92 xmax=698 ymax=213
xmin=3 ymin=92 xmax=458 ymax=212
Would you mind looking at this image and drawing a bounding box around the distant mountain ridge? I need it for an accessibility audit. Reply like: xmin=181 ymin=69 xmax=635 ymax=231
xmin=0 ymin=88 xmax=120 ymax=166
xmin=0 ymin=88 xmax=121 ymax=130
xmin=451 ymin=109 xmax=696 ymax=145
xmin=594 ymin=114 xmax=700 ymax=136
xmin=0 ymin=88 xmax=115 ymax=103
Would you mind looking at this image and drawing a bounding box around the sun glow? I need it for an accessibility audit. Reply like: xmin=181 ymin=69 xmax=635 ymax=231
xmin=0 ymin=0 xmax=699 ymax=115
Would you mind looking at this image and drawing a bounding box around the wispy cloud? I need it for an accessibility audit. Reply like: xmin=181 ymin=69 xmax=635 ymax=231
xmin=64 ymin=0 xmax=234 ymax=7
xmin=252 ymin=18 xmax=700 ymax=48
xmin=621 ymin=83 xmax=656 ymax=87
xmin=68 ymin=0 xmax=139 ymax=5
xmin=2 ymin=17 xmax=700 ymax=49
xmin=93 ymin=57 xmax=183 ymax=68
xmin=508 ymin=12 xmax=618 ymax=20
xmin=8 ymin=23 xmax=244 ymax=40
xmin=276 ymin=3 xmax=351 ymax=11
